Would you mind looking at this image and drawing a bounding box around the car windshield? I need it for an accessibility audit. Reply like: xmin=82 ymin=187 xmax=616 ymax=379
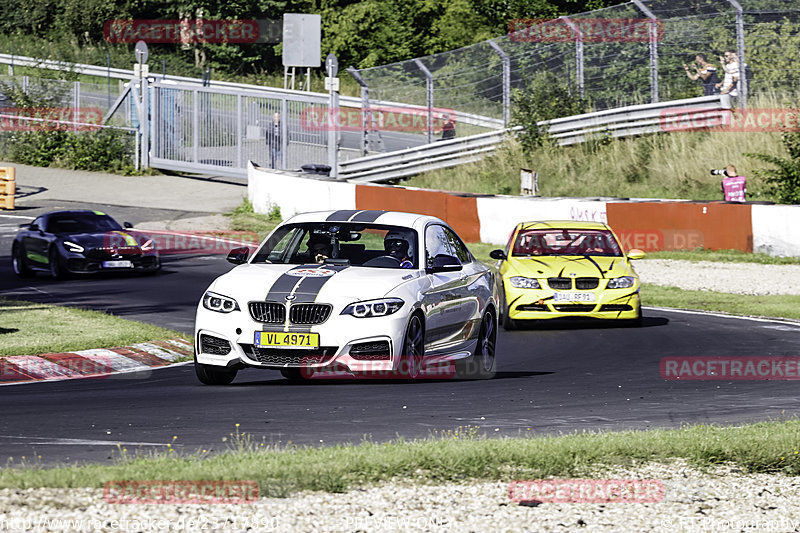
xmin=512 ymin=228 xmax=622 ymax=257
xmin=45 ymin=213 xmax=122 ymax=234
xmin=251 ymin=222 xmax=419 ymax=269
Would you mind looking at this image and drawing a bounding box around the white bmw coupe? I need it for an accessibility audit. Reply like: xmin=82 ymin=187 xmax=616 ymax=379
xmin=194 ymin=210 xmax=498 ymax=384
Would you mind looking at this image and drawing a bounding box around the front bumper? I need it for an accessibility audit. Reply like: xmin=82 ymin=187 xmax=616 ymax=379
xmin=62 ymin=253 xmax=160 ymax=274
xmin=505 ymin=284 xmax=641 ymax=320
xmin=194 ymin=303 xmax=411 ymax=374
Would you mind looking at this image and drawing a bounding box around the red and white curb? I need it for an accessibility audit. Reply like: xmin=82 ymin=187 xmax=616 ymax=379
xmin=0 ymin=339 xmax=193 ymax=385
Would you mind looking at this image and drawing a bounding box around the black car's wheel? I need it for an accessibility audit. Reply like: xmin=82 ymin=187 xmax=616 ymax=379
xmin=195 ymin=361 xmax=238 ymax=385
xmin=11 ymin=244 xmax=33 ymax=278
xmin=500 ymin=287 xmax=518 ymax=331
xmin=48 ymin=246 xmax=66 ymax=280
xmin=401 ymin=313 xmax=425 ymax=380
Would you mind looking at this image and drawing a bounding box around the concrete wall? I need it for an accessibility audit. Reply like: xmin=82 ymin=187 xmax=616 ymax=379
xmin=248 ymin=163 xmax=799 ymax=256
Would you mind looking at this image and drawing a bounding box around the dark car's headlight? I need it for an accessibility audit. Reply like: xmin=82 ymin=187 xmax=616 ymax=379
xmin=607 ymin=276 xmax=635 ymax=289
xmin=509 ymin=276 xmax=541 ymax=289
xmin=202 ymin=291 xmax=240 ymax=313
xmin=341 ymin=298 xmax=404 ymax=318
xmin=63 ymin=241 xmax=85 ymax=253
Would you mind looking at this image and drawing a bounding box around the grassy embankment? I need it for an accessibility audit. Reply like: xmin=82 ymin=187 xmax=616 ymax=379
xmin=1 ymin=420 xmax=799 ymax=493
xmin=0 ymin=297 xmax=188 ymax=357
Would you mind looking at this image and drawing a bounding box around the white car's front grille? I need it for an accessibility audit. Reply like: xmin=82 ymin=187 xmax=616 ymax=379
xmin=249 ymin=302 xmax=332 ymax=325
xmin=248 ymin=302 xmax=286 ymax=324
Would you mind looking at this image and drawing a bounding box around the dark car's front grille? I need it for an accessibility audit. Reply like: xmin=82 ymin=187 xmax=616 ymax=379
xmin=547 ymin=277 xmax=572 ymax=290
xmin=553 ymin=304 xmax=597 ymax=312
xmin=249 ymin=302 xmax=286 ymax=324
xmin=85 ymin=246 xmax=141 ymax=260
xmin=290 ymin=304 xmax=332 ymax=325
xmin=575 ymin=277 xmax=599 ymax=290
xmin=349 ymin=341 xmax=390 ymax=360
xmin=200 ymin=334 xmax=232 ymax=355
xmin=239 ymin=344 xmax=337 ymax=366
xmin=249 ymin=302 xmax=331 ymax=325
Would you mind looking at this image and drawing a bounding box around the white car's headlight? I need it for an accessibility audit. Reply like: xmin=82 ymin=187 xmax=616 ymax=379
xmin=202 ymin=291 xmax=240 ymax=313
xmin=63 ymin=241 xmax=84 ymax=253
xmin=509 ymin=276 xmax=541 ymax=289
xmin=607 ymin=276 xmax=635 ymax=289
xmin=341 ymin=298 xmax=404 ymax=318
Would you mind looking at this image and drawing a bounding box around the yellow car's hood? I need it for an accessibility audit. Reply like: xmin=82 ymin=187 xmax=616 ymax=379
xmin=506 ymin=254 xmax=635 ymax=279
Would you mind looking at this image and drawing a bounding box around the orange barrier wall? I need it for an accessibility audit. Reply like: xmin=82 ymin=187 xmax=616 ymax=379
xmin=356 ymin=185 xmax=481 ymax=242
xmin=607 ymin=201 xmax=753 ymax=252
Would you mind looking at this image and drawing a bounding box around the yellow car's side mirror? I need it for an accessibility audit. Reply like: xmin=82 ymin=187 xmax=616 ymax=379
xmin=627 ymin=249 xmax=646 ymax=260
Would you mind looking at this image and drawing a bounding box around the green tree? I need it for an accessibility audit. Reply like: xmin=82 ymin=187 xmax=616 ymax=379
xmin=747 ymin=130 xmax=800 ymax=205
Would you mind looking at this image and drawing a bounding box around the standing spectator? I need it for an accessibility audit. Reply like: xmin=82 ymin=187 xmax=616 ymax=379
xmin=437 ymin=113 xmax=456 ymax=141
xmin=721 ymin=164 xmax=746 ymax=202
xmin=716 ymin=50 xmax=739 ymax=98
xmin=683 ymin=54 xmax=719 ymax=96
xmin=266 ymin=111 xmax=282 ymax=168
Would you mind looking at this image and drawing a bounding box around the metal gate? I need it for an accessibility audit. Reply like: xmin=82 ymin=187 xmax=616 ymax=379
xmin=148 ymin=81 xmax=329 ymax=178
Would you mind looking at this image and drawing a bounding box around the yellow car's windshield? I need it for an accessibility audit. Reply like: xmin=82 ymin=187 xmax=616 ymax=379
xmin=512 ymin=229 xmax=622 ymax=257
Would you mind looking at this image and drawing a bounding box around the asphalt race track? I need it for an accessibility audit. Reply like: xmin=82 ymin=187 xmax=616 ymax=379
xmin=2 ymin=204 xmax=800 ymax=465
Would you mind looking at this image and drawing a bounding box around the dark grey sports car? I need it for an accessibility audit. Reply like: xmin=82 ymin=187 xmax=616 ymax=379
xmin=11 ymin=210 xmax=160 ymax=279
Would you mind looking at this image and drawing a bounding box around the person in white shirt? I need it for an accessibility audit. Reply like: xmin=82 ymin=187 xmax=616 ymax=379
xmin=716 ymin=50 xmax=739 ymax=97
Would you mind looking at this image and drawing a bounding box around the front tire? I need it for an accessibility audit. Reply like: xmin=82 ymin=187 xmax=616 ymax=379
xmin=401 ymin=313 xmax=425 ymax=380
xmin=500 ymin=287 xmax=518 ymax=331
xmin=48 ymin=246 xmax=66 ymax=280
xmin=195 ymin=362 xmax=237 ymax=385
xmin=12 ymin=244 xmax=34 ymax=278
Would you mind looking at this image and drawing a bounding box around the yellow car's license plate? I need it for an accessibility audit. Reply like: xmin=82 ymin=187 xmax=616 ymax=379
xmin=255 ymin=331 xmax=319 ymax=349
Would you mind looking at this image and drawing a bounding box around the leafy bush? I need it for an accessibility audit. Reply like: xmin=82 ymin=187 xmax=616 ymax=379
xmin=510 ymin=71 xmax=587 ymax=156
xmin=747 ymin=130 xmax=800 ymax=204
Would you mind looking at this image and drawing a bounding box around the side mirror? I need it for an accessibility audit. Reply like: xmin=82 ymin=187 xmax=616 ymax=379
xmin=226 ymin=246 xmax=250 ymax=265
xmin=627 ymin=249 xmax=646 ymax=260
xmin=489 ymin=249 xmax=507 ymax=260
xmin=123 ymin=222 xmax=134 ymax=229
xmin=427 ymin=254 xmax=462 ymax=273
xmin=29 ymin=223 xmax=42 ymax=233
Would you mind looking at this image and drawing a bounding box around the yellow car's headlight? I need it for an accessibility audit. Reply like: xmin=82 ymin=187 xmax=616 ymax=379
xmin=509 ymin=276 xmax=541 ymax=289
xmin=607 ymin=276 xmax=635 ymax=289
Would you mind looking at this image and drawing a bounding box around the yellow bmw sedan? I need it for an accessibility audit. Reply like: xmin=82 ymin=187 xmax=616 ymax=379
xmin=490 ymin=221 xmax=645 ymax=329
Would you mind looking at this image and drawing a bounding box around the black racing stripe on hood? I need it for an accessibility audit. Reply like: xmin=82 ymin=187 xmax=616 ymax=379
xmin=326 ymin=210 xmax=360 ymax=222
xmin=292 ymin=264 xmax=350 ymax=303
xmin=265 ymin=265 xmax=311 ymax=302
xmin=350 ymin=210 xmax=387 ymax=222
xmin=559 ymin=256 xmax=607 ymax=278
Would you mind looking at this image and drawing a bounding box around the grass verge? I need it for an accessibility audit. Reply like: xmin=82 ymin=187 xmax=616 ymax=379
xmin=644 ymin=249 xmax=800 ymax=265
xmin=1 ymin=420 xmax=799 ymax=494
xmin=640 ymin=284 xmax=800 ymax=320
xmin=0 ymin=298 xmax=188 ymax=357
xmin=225 ymin=199 xmax=281 ymax=241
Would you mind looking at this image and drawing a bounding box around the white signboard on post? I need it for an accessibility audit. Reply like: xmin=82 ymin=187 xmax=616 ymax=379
xmin=282 ymin=14 xmax=321 ymax=67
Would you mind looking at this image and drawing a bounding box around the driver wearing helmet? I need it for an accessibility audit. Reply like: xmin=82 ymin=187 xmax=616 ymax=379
xmin=307 ymin=233 xmax=333 ymax=264
xmin=384 ymin=232 xmax=413 ymax=269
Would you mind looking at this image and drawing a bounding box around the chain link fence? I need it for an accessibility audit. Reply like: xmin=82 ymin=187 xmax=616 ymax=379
xmin=351 ymin=0 xmax=800 ymax=139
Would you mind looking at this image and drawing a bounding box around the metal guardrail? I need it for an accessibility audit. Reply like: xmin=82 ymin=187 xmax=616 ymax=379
xmin=339 ymin=94 xmax=731 ymax=183
xmin=0 ymin=53 xmax=502 ymax=130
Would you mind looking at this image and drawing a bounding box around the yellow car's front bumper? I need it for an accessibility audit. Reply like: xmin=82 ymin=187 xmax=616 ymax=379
xmin=504 ymin=285 xmax=641 ymax=321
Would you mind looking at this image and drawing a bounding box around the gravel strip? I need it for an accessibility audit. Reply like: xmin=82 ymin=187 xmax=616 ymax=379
xmin=2 ymin=461 xmax=799 ymax=532
xmin=636 ymin=260 xmax=800 ymax=296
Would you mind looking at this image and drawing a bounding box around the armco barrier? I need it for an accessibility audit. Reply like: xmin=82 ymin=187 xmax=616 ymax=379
xmin=0 ymin=167 xmax=15 ymax=210
xmin=248 ymin=163 xmax=798 ymax=255
xmin=606 ymin=201 xmax=753 ymax=252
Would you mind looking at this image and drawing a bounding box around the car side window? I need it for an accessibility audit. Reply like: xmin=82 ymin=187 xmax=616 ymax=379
xmin=443 ymin=227 xmax=471 ymax=264
xmin=425 ymin=224 xmax=457 ymax=268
